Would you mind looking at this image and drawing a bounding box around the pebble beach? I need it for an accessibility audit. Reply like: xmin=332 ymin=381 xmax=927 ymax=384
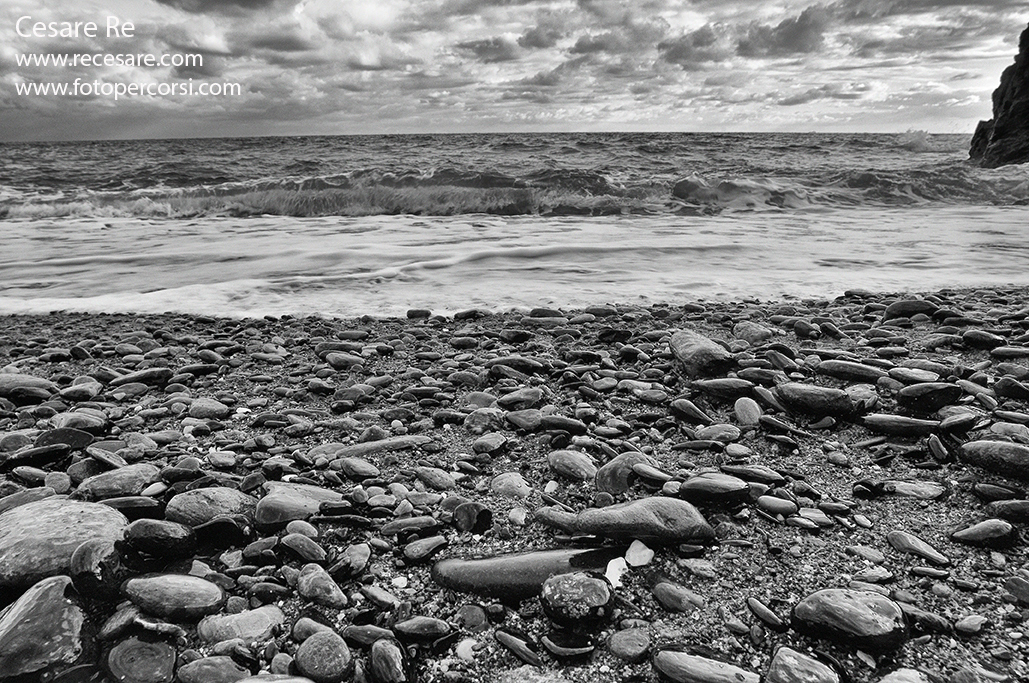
xmin=1 ymin=286 xmax=1028 ymax=683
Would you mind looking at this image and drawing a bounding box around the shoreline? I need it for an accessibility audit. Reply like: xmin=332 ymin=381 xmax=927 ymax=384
xmin=3 ymin=283 xmax=1029 ymax=323
xmin=0 ymin=285 xmax=1027 ymax=683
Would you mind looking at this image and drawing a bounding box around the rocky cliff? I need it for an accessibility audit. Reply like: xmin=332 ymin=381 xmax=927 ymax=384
xmin=969 ymin=23 xmax=1029 ymax=168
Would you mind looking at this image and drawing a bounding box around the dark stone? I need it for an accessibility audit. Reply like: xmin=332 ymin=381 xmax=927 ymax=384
xmin=539 ymin=572 xmax=613 ymax=629
xmin=987 ymin=499 xmax=1029 ymax=523
xmin=540 ymin=630 xmax=595 ymax=664
xmin=816 ymin=360 xmax=886 ymax=383
xmin=862 ymin=414 xmax=938 ymax=437
xmin=774 ymin=383 xmax=855 ymax=417
xmin=453 ymin=502 xmax=492 ymax=534
xmin=105 ymin=636 xmax=175 ymax=683
xmin=961 ymin=440 xmax=1029 ymax=480
xmin=535 ymin=496 xmax=714 ymax=545
xmin=392 ymin=616 xmax=450 ymax=643
xmin=896 ymin=383 xmax=963 ymax=414
xmin=0 ymin=576 xmax=94 ymax=682
xmin=669 ymin=329 xmax=734 ymax=378
xmin=123 ymin=519 xmax=197 ymax=559
xmin=431 ymin=547 xmax=623 ymax=602
xmin=70 ymin=539 xmax=128 ymax=601
xmin=950 ymin=519 xmax=1018 ymax=548
xmin=678 ymin=472 xmax=751 ymax=506
xmin=791 ymin=588 xmax=908 ymax=652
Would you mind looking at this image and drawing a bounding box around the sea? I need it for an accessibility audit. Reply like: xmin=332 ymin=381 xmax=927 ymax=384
xmin=1 ymin=131 xmax=1028 ymax=319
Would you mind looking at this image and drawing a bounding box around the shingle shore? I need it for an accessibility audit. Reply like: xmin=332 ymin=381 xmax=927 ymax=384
xmin=0 ymin=287 xmax=1026 ymax=683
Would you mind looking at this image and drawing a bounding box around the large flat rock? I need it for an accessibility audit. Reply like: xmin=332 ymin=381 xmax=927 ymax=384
xmin=0 ymin=497 xmax=127 ymax=591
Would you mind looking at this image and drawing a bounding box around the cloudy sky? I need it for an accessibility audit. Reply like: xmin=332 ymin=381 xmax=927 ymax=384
xmin=0 ymin=0 xmax=1025 ymax=140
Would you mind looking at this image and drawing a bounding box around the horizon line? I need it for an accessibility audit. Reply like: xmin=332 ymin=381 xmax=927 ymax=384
xmin=0 ymin=128 xmax=975 ymax=145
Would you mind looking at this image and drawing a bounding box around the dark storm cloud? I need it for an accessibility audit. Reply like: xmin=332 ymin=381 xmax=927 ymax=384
xmin=522 ymin=69 xmax=562 ymax=86
xmin=568 ymin=16 xmax=669 ymax=58
xmin=346 ymin=55 xmax=421 ymax=71
xmin=519 ymin=22 xmax=564 ymax=49
xmin=660 ymin=5 xmax=830 ymax=69
xmin=657 ymin=25 xmax=734 ymax=69
xmin=455 ymin=37 xmax=522 ymax=62
xmin=248 ymin=34 xmax=317 ymax=52
xmin=158 ymin=26 xmax=234 ymax=56
xmin=173 ymin=56 xmax=226 ymax=78
xmin=442 ymin=0 xmax=544 ymax=17
xmin=153 ymin=0 xmax=279 ymax=15
xmin=778 ymin=82 xmax=870 ymax=105
xmin=737 ymin=6 xmax=830 ymax=56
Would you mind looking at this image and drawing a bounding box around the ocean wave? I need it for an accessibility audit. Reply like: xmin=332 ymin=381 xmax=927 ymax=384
xmin=0 ymin=185 xmax=669 ymax=219
xmin=2 ymin=132 xmax=1028 ymax=219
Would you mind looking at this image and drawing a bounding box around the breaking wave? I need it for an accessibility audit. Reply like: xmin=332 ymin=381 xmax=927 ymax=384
xmin=2 ymin=132 xmax=1028 ymax=218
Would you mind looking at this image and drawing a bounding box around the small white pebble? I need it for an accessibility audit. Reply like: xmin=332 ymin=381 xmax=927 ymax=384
xmin=508 ymin=507 xmax=527 ymax=526
xmin=456 ymin=638 xmax=477 ymax=662
xmin=855 ymin=650 xmax=876 ymax=668
xmin=605 ymin=557 xmax=628 ymax=588
xmin=392 ymin=576 xmax=408 ymax=589
xmin=625 ymin=540 xmax=655 ymax=567
xmin=544 ymin=480 xmax=559 ymax=494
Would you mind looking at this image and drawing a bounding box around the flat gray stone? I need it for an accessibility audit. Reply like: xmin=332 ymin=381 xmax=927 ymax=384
xmin=189 ymin=397 xmax=231 ymax=419
xmin=652 ymin=650 xmax=760 ymax=683
xmin=765 ymin=647 xmax=841 ymax=683
xmin=961 ymin=440 xmax=1029 ymax=480
xmin=0 ymin=373 xmax=57 ymax=398
xmin=255 ymin=481 xmax=343 ymax=531
xmin=0 ymin=497 xmax=127 ymax=591
xmin=165 ymin=487 xmax=257 ymax=526
xmin=76 ymin=463 xmax=159 ymax=501
xmin=123 ymin=574 xmax=225 ymax=621
xmin=432 ymin=547 xmax=624 ymax=601
xmin=175 ymin=656 xmax=250 ymax=683
xmin=197 ymin=605 xmax=285 ymax=643
xmin=669 ymin=330 xmax=734 ymax=378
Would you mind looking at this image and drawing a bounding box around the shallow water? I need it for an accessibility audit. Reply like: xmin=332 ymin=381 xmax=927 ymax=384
xmin=1 ymin=205 xmax=1027 ymax=318
xmin=2 ymin=132 xmax=1028 ymax=317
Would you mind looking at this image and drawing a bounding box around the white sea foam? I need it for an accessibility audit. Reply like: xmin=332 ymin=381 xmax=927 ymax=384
xmin=1 ymin=208 xmax=1027 ymax=318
